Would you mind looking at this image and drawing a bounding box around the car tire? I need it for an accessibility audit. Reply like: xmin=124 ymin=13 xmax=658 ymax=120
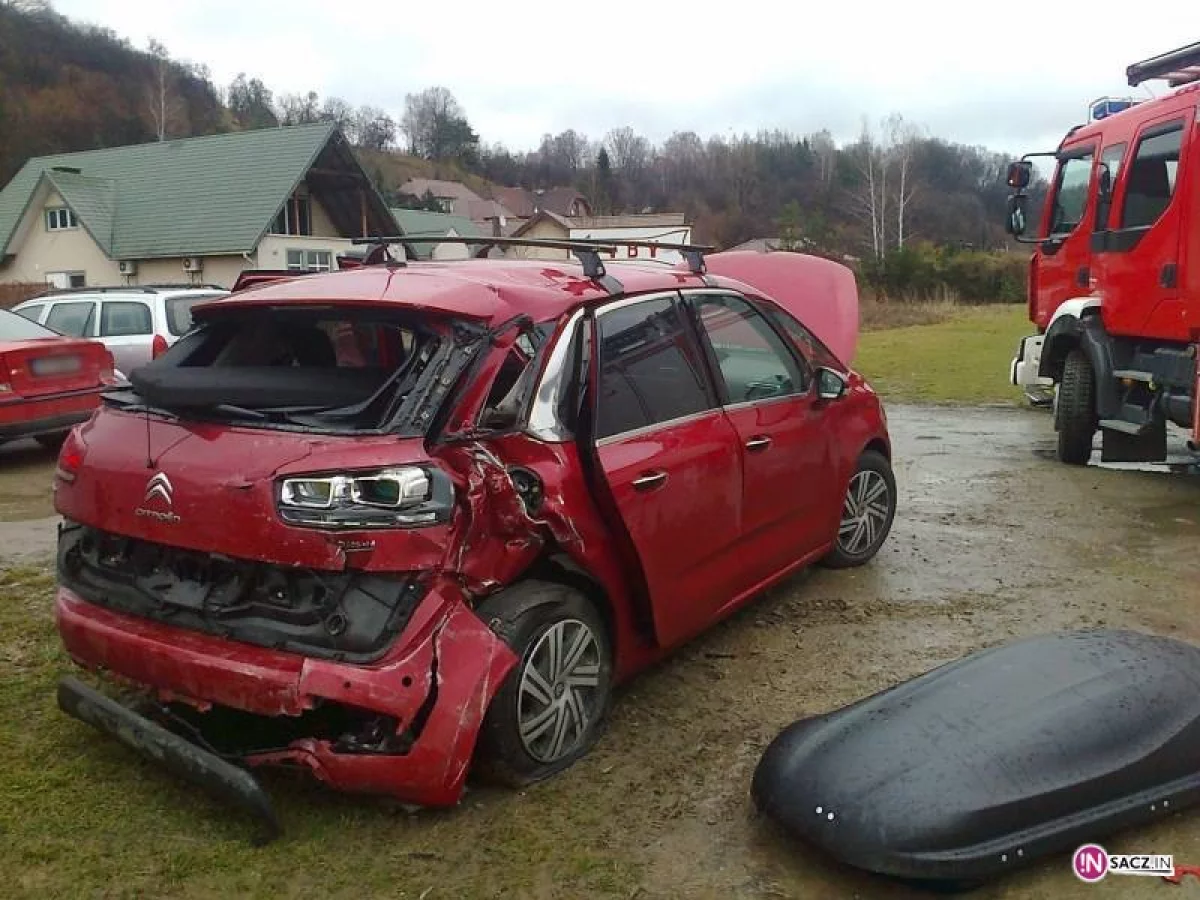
xmin=820 ymin=450 xmax=896 ymax=569
xmin=35 ymin=431 xmax=69 ymax=451
xmin=474 ymin=581 xmax=613 ymax=788
xmin=1055 ymin=349 xmax=1095 ymax=465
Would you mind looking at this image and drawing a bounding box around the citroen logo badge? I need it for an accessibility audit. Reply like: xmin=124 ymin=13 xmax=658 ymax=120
xmin=135 ymin=471 xmax=180 ymax=523
xmin=144 ymin=472 xmax=173 ymax=506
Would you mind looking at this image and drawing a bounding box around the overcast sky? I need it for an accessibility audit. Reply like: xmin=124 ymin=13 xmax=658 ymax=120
xmin=52 ymin=0 xmax=1195 ymax=157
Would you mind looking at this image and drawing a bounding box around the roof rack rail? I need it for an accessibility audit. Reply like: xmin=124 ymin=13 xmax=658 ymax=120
xmin=1127 ymin=40 xmax=1200 ymax=87
xmin=28 ymin=283 xmax=226 ymax=299
xmin=352 ymin=234 xmax=714 ymax=279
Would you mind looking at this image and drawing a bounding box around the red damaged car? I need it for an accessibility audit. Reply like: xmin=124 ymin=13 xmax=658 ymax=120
xmin=51 ymin=240 xmax=895 ymax=837
xmin=0 ymin=307 xmax=118 ymax=450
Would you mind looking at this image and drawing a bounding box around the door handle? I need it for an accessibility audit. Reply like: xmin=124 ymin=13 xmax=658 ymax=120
xmin=745 ymin=436 xmax=772 ymax=452
xmin=632 ymin=470 xmax=668 ymax=491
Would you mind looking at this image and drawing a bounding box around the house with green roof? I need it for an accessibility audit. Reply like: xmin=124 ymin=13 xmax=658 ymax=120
xmin=389 ymin=208 xmax=484 ymax=260
xmin=0 ymin=122 xmax=396 ymax=289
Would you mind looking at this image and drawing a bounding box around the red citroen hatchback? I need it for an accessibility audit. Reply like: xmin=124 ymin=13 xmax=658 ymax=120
xmin=51 ymin=241 xmax=894 ymax=836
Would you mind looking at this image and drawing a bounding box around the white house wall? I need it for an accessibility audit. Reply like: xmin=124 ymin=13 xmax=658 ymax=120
xmin=2 ymin=187 xmax=121 ymax=285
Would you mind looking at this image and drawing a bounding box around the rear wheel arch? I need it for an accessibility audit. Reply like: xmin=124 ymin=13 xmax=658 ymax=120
xmin=476 ymin=551 xmax=618 ymax=659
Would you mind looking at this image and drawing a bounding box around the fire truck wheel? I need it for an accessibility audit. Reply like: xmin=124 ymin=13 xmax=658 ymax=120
xmin=1056 ymin=349 xmax=1096 ymax=465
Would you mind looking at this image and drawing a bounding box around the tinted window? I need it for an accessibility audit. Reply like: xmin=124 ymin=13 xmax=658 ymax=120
xmin=100 ymin=301 xmax=153 ymax=337
xmin=1048 ymin=151 xmax=1094 ymax=235
xmin=693 ymin=294 xmax=806 ymax=402
xmin=165 ymin=293 xmax=221 ymax=336
xmin=595 ymin=295 xmax=712 ymax=439
xmin=45 ymin=301 xmax=95 ymax=337
xmin=0 ymin=309 xmax=58 ymax=341
xmin=1120 ymin=123 xmax=1183 ymax=229
xmin=14 ymin=304 xmax=43 ymax=323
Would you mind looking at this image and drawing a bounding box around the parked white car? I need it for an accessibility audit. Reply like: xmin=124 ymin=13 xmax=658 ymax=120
xmin=12 ymin=285 xmax=229 ymax=375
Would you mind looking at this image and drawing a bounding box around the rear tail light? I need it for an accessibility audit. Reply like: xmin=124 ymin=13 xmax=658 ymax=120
xmin=277 ymin=466 xmax=454 ymax=529
xmin=100 ymin=349 xmax=118 ymax=385
xmin=55 ymin=428 xmax=87 ymax=484
xmin=151 ymin=334 xmax=169 ymax=359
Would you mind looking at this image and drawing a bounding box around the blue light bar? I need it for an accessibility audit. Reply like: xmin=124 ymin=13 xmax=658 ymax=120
xmin=1089 ymin=97 xmax=1139 ymax=121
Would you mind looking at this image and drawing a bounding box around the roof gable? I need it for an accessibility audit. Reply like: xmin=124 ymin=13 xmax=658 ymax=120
xmin=0 ymin=122 xmax=388 ymax=260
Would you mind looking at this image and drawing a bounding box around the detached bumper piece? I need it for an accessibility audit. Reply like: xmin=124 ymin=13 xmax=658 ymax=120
xmin=57 ymin=676 xmax=281 ymax=845
xmin=751 ymin=629 xmax=1200 ymax=890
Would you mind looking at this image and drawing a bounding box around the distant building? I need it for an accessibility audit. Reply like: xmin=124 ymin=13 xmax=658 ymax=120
xmin=389 ymin=208 xmax=484 ymax=260
xmin=0 ymin=122 xmax=395 ymax=289
xmin=508 ymin=212 xmax=691 ymax=263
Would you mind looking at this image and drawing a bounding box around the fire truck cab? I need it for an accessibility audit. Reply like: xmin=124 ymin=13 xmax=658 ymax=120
xmin=1006 ymin=41 xmax=1200 ymax=465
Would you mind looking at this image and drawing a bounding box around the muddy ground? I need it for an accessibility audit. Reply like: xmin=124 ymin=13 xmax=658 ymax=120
xmin=5 ymin=405 xmax=1200 ymax=898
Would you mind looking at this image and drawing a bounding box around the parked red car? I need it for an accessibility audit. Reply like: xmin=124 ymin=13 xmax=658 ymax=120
xmin=0 ymin=307 xmax=118 ymax=449
xmin=51 ymin=242 xmax=894 ymax=837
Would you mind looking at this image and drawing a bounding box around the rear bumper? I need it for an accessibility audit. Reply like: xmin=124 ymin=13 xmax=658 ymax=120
xmin=0 ymin=388 xmax=102 ymax=439
xmin=55 ymin=585 xmax=518 ymax=808
xmin=57 ymin=676 xmax=280 ymax=842
xmin=1010 ymin=333 xmax=1052 ymax=389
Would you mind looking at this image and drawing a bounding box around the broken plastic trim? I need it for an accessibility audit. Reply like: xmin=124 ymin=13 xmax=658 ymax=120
xmin=57 ymin=676 xmax=281 ymax=845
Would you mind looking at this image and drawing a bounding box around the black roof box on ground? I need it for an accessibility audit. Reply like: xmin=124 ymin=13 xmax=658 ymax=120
xmin=751 ymin=629 xmax=1200 ymax=890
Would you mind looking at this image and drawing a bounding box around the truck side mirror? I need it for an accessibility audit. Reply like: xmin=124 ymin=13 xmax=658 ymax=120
xmin=1098 ymin=164 xmax=1112 ymax=198
xmin=1005 ymin=195 xmax=1030 ymax=238
xmin=1006 ymin=160 xmax=1032 ymax=190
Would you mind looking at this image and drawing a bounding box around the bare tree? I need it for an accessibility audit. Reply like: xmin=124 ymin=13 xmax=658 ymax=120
xmin=885 ymin=113 xmax=923 ymax=248
xmin=145 ymin=38 xmax=183 ymax=141
xmin=808 ymin=129 xmax=837 ymax=185
xmin=605 ymin=126 xmax=650 ymax=173
xmin=850 ymin=120 xmax=888 ymax=259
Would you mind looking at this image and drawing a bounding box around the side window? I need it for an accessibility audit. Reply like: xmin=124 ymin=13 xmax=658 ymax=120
xmin=14 ymin=304 xmax=43 ymax=323
xmin=692 ymin=293 xmax=806 ymax=403
xmin=758 ymin=301 xmax=838 ymax=372
xmin=1047 ymin=150 xmax=1094 ymax=236
xmin=45 ymin=301 xmax=95 ymax=337
xmin=595 ymin=295 xmax=713 ymax=440
xmin=100 ymin=301 xmax=153 ymax=337
xmin=1095 ymin=143 xmax=1126 ymax=232
xmin=1119 ymin=122 xmax=1183 ymax=230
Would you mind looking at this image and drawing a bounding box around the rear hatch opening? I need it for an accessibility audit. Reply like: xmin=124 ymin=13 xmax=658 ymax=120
xmin=112 ymin=304 xmax=487 ymax=435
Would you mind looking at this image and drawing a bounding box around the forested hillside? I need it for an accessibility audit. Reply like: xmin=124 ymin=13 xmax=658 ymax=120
xmin=0 ymin=0 xmax=1048 ymax=292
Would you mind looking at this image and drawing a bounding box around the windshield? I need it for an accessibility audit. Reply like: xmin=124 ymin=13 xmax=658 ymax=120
xmin=0 ymin=308 xmax=63 ymax=341
xmin=116 ymin=306 xmax=482 ymax=435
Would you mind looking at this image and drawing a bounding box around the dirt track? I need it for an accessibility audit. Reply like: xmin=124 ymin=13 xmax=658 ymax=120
xmin=5 ymin=405 xmax=1200 ymax=898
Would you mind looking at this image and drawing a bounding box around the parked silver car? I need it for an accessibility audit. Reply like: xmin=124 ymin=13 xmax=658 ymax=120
xmin=11 ymin=285 xmax=229 ymax=375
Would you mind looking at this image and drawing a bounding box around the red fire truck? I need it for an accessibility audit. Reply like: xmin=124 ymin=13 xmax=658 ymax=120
xmin=1006 ymin=41 xmax=1200 ymax=465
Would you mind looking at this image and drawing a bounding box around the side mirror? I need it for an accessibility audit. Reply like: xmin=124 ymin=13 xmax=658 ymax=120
xmin=1097 ymin=163 xmax=1112 ymax=198
xmin=1005 ymin=194 xmax=1030 ymax=238
xmin=817 ymin=367 xmax=848 ymax=401
xmin=1006 ymin=160 xmax=1032 ymax=190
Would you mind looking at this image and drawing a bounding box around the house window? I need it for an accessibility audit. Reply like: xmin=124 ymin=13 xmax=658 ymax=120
xmin=436 ymin=197 xmax=454 ymax=213
xmin=45 ymin=208 xmax=78 ymax=231
xmin=286 ymin=249 xmax=332 ymax=271
xmin=271 ymin=194 xmax=313 ymax=236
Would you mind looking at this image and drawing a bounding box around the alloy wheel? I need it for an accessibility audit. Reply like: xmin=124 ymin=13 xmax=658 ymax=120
xmin=517 ymin=618 xmax=603 ymax=763
xmin=838 ymin=469 xmax=891 ymax=557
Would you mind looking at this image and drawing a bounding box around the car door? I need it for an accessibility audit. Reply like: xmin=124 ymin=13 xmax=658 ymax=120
xmin=589 ymin=291 xmax=745 ymax=649
xmin=1093 ymin=111 xmax=1191 ymax=341
xmin=99 ymin=299 xmax=154 ymax=373
xmin=43 ymin=299 xmax=97 ymax=339
xmin=684 ymin=290 xmax=833 ymax=592
xmin=1035 ymin=143 xmax=1097 ymax=314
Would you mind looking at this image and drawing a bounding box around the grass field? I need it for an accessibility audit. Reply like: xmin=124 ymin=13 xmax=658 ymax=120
xmin=854 ymin=303 xmax=1032 ymax=405
xmin=0 ymin=301 xmax=1037 ymax=898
